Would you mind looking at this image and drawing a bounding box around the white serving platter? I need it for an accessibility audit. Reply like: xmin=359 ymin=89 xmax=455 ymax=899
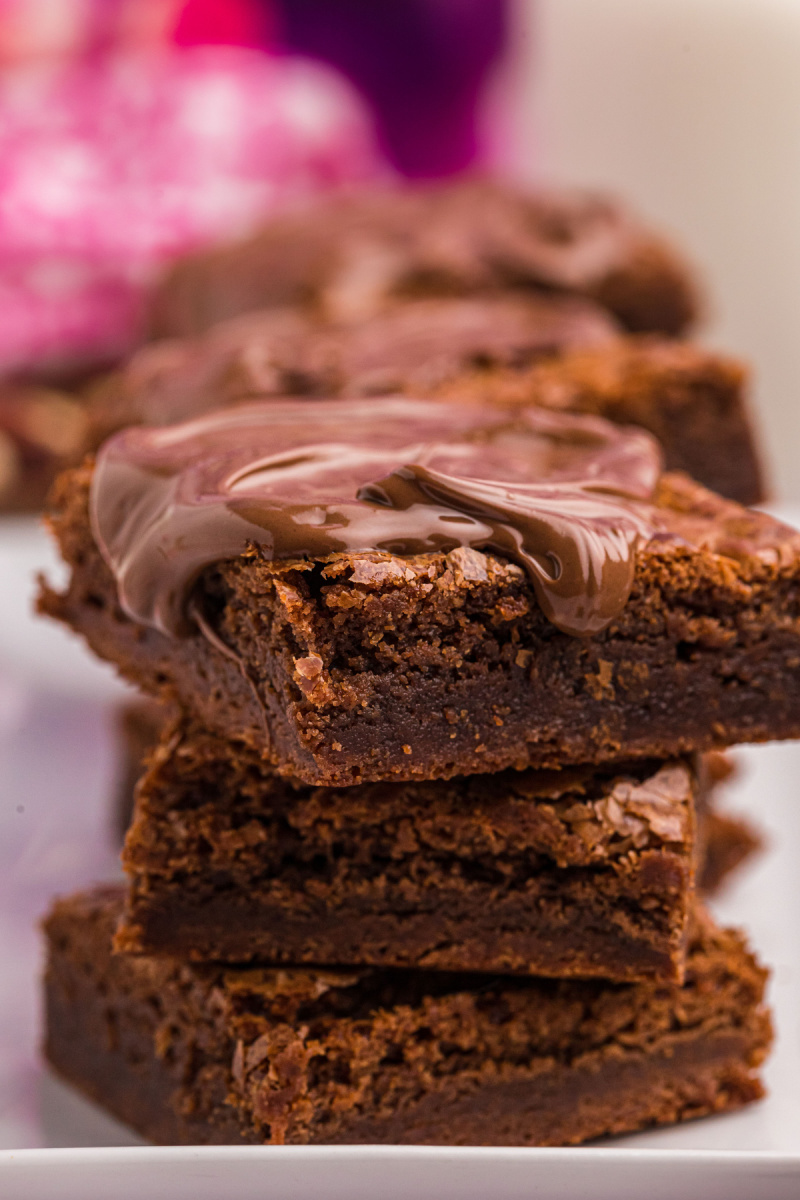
xmin=0 ymin=512 xmax=798 ymax=1198
xmin=2 ymin=1145 xmax=799 ymax=1200
xmin=0 ymin=516 xmax=132 ymax=701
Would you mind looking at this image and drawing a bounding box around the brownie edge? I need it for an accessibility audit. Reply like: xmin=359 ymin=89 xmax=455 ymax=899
xmin=44 ymin=887 xmax=771 ymax=1148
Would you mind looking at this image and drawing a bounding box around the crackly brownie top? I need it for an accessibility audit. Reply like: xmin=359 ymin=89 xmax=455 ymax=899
xmin=91 ymin=397 xmax=662 ymax=639
xmin=88 ymin=293 xmax=618 ymax=445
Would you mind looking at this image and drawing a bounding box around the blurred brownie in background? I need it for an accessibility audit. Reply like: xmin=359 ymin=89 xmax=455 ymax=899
xmin=149 ymin=179 xmax=700 ymax=339
xmin=85 ymin=293 xmax=618 ymax=445
xmin=696 ymin=752 xmax=764 ymax=894
xmin=700 ymin=809 xmax=763 ymax=895
xmin=112 ymin=703 xmax=763 ymax=899
xmin=0 ymin=382 xmax=90 ymax=512
xmin=437 ymin=338 xmax=765 ymax=506
xmin=112 ymin=699 xmax=171 ymax=841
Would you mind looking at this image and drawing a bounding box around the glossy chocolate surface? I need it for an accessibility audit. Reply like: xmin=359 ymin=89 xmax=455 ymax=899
xmin=90 ymin=397 xmax=662 ymax=638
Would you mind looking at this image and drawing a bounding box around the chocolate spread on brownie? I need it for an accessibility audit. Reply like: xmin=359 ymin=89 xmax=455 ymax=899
xmin=91 ymin=398 xmax=661 ymax=638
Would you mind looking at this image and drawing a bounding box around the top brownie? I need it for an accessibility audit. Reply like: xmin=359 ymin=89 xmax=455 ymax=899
xmin=41 ymin=396 xmax=800 ymax=786
xmin=148 ymin=178 xmax=699 ymax=340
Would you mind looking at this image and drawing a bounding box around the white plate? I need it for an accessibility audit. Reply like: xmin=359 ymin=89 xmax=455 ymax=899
xmin=0 ymin=516 xmax=132 ymax=700
xmin=1 ymin=1145 xmax=799 ymax=1200
xmin=0 ymin=514 xmax=798 ymax=1197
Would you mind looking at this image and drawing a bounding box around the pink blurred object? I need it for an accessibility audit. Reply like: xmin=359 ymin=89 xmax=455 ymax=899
xmin=0 ymin=41 xmax=379 ymax=376
xmin=0 ymin=0 xmax=183 ymax=64
xmin=173 ymin=0 xmax=270 ymax=48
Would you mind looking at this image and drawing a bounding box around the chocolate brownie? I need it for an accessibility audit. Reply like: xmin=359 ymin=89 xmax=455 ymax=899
xmin=86 ymin=299 xmax=761 ymax=505
xmin=40 ymin=398 xmax=800 ymax=787
xmin=43 ymin=886 xmax=771 ymax=1147
xmin=0 ymin=382 xmax=89 ymax=513
xmin=149 ymin=179 xmax=699 ymax=340
xmin=112 ymin=699 xmax=171 ymax=840
xmin=436 ymin=339 xmax=764 ymax=506
xmin=117 ymin=719 xmax=696 ymax=981
xmin=86 ymin=294 xmax=618 ymax=446
xmin=699 ymin=810 xmax=763 ymax=894
xmin=111 ymin=698 xmax=762 ymax=899
xmin=695 ymin=752 xmax=764 ymax=893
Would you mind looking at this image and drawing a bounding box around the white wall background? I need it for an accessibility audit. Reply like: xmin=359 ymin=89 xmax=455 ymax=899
xmin=508 ymin=0 xmax=800 ymax=500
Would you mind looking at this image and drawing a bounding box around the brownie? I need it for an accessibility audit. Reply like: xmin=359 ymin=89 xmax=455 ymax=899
xmin=86 ymin=299 xmax=761 ymax=505
xmin=112 ymin=698 xmax=762 ymax=901
xmin=0 ymin=382 xmax=90 ymax=513
xmin=117 ymin=719 xmax=696 ymax=982
xmin=149 ymin=178 xmax=699 ymax=340
xmin=699 ymin=810 xmax=763 ymax=894
xmin=435 ymin=339 xmax=764 ymax=506
xmin=43 ymin=886 xmax=771 ymax=1147
xmin=85 ymin=293 xmax=618 ymax=447
xmin=695 ymin=752 xmax=764 ymax=893
xmin=40 ymin=399 xmax=800 ymax=787
xmin=112 ymin=699 xmax=171 ymax=841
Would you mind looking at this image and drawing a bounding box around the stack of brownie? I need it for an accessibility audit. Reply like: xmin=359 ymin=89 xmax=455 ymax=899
xmin=37 ymin=179 xmax=789 ymax=1147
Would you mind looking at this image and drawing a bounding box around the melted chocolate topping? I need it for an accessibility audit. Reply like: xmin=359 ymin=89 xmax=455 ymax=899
xmin=90 ymin=397 xmax=662 ymax=639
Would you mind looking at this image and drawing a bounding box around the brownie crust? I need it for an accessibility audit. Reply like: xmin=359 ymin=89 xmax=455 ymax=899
xmin=117 ymin=723 xmax=695 ymax=981
xmin=41 ymin=463 xmax=800 ymax=786
xmin=112 ymin=700 xmax=762 ymax=898
xmin=44 ymin=888 xmax=770 ymax=1148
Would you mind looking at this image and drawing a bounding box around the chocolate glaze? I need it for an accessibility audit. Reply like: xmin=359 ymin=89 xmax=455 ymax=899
xmin=90 ymin=397 xmax=662 ymax=639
